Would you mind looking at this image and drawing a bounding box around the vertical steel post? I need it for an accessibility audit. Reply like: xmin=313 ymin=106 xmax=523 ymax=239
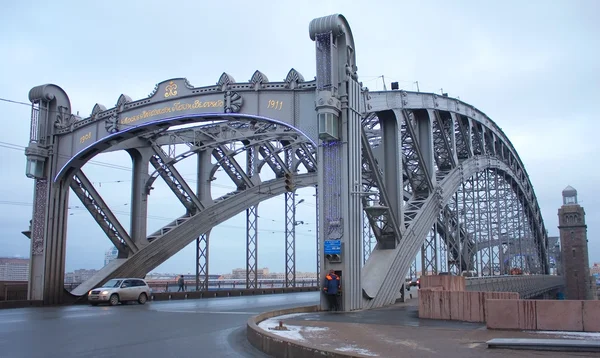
xmin=284 ymin=148 xmax=296 ymax=287
xmin=315 ymin=186 xmax=320 ymax=286
xmin=246 ymin=145 xmax=258 ymax=289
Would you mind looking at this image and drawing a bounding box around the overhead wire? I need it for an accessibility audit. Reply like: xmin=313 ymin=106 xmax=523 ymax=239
xmin=1 ymin=199 xmax=314 ymax=237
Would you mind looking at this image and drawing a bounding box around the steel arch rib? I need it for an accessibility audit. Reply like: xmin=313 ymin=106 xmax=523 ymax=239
xmin=362 ymin=156 xmax=540 ymax=308
xmin=69 ymin=173 xmax=317 ymax=296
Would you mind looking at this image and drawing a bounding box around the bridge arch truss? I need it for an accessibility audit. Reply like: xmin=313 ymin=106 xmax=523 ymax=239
xmin=24 ymin=14 xmax=555 ymax=308
xmin=359 ymin=92 xmax=551 ymax=308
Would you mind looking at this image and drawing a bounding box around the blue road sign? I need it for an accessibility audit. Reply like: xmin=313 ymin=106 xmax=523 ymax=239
xmin=324 ymin=240 xmax=341 ymax=255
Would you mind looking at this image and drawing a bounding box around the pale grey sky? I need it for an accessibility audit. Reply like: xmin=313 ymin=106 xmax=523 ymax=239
xmin=0 ymin=0 xmax=598 ymax=275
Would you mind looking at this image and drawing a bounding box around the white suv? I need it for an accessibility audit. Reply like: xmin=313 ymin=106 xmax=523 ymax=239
xmin=88 ymin=278 xmax=151 ymax=306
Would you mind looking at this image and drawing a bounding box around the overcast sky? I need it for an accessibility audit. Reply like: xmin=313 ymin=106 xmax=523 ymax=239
xmin=0 ymin=0 xmax=598 ymax=276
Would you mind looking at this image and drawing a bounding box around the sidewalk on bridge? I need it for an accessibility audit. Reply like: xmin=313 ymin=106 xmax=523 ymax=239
xmin=261 ymin=299 xmax=600 ymax=357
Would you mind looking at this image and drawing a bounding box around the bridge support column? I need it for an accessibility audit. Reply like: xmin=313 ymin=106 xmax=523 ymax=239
xmin=246 ymin=145 xmax=258 ymax=289
xmin=196 ymin=150 xmax=213 ymax=291
xmin=380 ymin=110 xmax=404 ymax=237
xmin=25 ymin=85 xmax=72 ymax=304
xmin=128 ymin=148 xmax=152 ymax=248
xmin=310 ymin=14 xmax=362 ymax=311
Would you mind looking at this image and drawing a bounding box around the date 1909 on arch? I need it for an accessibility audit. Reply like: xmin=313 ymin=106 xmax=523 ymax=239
xmin=79 ymin=131 xmax=92 ymax=144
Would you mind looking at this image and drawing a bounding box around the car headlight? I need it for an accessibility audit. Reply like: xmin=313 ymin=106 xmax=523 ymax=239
xmin=88 ymin=290 xmax=92 ymax=295
xmin=101 ymin=291 xmax=109 ymax=295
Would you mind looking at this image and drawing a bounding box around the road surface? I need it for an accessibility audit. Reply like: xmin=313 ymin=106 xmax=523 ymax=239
xmin=0 ymin=292 xmax=319 ymax=358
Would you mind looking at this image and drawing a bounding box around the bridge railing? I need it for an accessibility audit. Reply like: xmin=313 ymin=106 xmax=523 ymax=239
xmin=0 ymin=281 xmax=27 ymax=301
xmin=466 ymin=275 xmax=564 ymax=298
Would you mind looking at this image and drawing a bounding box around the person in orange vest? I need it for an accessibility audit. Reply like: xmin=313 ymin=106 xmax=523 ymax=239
xmin=323 ymin=269 xmax=340 ymax=311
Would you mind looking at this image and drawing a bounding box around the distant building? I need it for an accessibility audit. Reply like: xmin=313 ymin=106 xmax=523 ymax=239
xmin=558 ymin=186 xmax=592 ymax=300
xmin=230 ymin=267 xmax=270 ymax=279
xmin=224 ymin=268 xmax=316 ymax=281
xmin=64 ymin=269 xmax=98 ymax=284
xmin=104 ymin=246 xmax=119 ymax=266
xmin=0 ymin=257 xmax=29 ymax=281
xmin=591 ymin=263 xmax=600 ymax=277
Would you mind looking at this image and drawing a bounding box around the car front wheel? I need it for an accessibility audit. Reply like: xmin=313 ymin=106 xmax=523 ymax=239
xmin=109 ymin=294 xmax=119 ymax=306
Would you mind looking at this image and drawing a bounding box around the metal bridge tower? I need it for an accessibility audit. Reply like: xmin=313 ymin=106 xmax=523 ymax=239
xmin=310 ymin=15 xmax=363 ymax=311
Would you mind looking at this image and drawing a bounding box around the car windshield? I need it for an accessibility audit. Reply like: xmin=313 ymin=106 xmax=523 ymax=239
xmin=101 ymin=279 xmax=123 ymax=288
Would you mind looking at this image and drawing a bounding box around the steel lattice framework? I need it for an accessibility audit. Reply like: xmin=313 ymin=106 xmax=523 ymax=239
xmin=23 ymin=14 xmax=557 ymax=308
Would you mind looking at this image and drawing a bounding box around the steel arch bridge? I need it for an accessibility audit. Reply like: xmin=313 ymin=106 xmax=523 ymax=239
xmin=24 ymin=14 xmax=560 ymax=309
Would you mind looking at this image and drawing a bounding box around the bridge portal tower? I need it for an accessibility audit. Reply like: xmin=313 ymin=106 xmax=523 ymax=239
xmin=558 ymin=185 xmax=592 ymax=300
xmin=24 ymin=85 xmax=74 ymax=304
xmin=310 ymin=14 xmax=363 ymax=311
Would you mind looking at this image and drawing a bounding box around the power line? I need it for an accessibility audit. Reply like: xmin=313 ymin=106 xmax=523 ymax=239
xmin=0 ymin=139 xmax=317 ymax=207
xmin=0 ymin=200 xmax=315 ymax=237
xmin=0 ymin=140 xmax=131 ymax=171
xmin=0 ymin=97 xmax=31 ymax=107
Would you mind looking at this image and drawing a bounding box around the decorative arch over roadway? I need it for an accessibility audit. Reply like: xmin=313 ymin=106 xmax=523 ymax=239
xmin=23 ymin=16 xmax=555 ymax=306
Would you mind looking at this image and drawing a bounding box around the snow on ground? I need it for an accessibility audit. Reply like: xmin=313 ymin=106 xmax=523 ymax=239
xmin=531 ymin=331 xmax=600 ymax=340
xmin=257 ymin=313 xmax=328 ymax=342
xmin=335 ymin=345 xmax=379 ymax=356
xmin=257 ymin=313 xmax=379 ymax=356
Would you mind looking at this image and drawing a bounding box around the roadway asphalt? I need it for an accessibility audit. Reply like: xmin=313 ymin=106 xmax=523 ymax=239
xmin=0 ymin=291 xmax=320 ymax=358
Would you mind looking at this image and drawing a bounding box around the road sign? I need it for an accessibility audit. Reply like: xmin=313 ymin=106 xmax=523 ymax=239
xmin=324 ymin=240 xmax=341 ymax=255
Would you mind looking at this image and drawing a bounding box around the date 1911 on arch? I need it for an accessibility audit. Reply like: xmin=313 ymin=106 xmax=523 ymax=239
xmin=267 ymin=100 xmax=283 ymax=111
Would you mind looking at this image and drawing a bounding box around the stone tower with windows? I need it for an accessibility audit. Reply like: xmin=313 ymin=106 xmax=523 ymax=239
xmin=557 ymin=185 xmax=592 ymax=300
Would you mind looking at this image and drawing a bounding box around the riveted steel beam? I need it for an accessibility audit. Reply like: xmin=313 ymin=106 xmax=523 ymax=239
xmin=246 ymin=145 xmax=259 ymax=289
xmin=150 ymin=144 xmax=204 ymax=213
xmin=360 ymin=126 xmax=402 ymax=248
xmin=70 ymin=170 xmax=137 ymax=255
xmin=196 ymin=230 xmax=210 ymax=291
xmin=212 ymin=145 xmax=254 ymax=190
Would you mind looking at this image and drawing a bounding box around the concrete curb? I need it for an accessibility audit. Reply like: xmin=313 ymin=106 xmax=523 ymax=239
xmin=247 ymin=305 xmax=364 ymax=358
xmin=0 ymin=300 xmax=44 ymax=309
xmin=487 ymin=338 xmax=600 ymax=352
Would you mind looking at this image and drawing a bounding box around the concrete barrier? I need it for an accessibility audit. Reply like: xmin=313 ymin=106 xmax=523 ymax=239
xmin=486 ymin=299 xmax=600 ymax=332
xmin=247 ymin=305 xmax=365 ymax=357
xmin=419 ymin=289 xmax=519 ymax=322
xmin=420 ymin=275 xmax=466 ymax=291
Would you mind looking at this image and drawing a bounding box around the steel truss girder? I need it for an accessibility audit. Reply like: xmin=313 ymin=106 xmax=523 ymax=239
xmin=362 ymin=210 xmax=374 ymax=264
xmin=149 ymin=144 xmax=204 ymax=213
xmin=437 ymin=204 xmax=474 ymax=274
xmin=141 ymin=121 xmax=315 ymax=188
xmin=400 ymin=109 xmax=434 ymax=196
xmin=361 ymin=107 xmax=548 ymax=282
xmin=258 ymin=140 xmax=317 ymax=176
xmin=421 ymin=225 xmax=438 ymax=275
xmin=470 ymin=121 xmax=485 ymax=155
xmin=196 ymin=230 xmax=210 ymax=291
xmin=246 ymin=145 xmax=259 ymax=289
xmin=362 ymin=156 xmax=541 ymax=308
xmin=246 ymin=205 xmax=258 ymax=288
xmin=360 ymin=126 xmax=402 ymax=247
xmin=212 ymin=145 xmax=254 ymax=189
xmin=70 ymin=170 xmax=137 ymax=254
xmin=71 ymin=172 xmax=317 ymax=296
xmin=295 ymin=143 xmax=317 ymax=172
xmin=257 ymin=142 xmax=287 ymax=177
xmin=140 ymin=120 xmax=297 ymax=150
xmin=453 ymin=113 xmax=472 ymax=159
xmin=284 ymin=149 xmax=296 ymax=287
xmin=284 ymin=191 xmax=296 ymax=287
xmin=430 ymin=110 xmax=456 ymax=171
